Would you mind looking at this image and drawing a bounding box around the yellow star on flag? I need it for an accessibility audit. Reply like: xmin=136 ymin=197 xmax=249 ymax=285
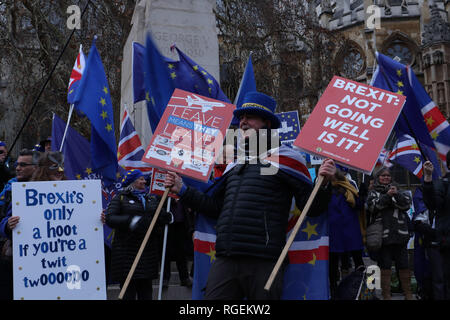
xmin=308 ymin=253 xmax=317 ymax=266
xmin=69 ymin=89 xmax=73 ymax=94
xmin=145 ymin=91 xmax=150 ymax=101
xmin=101 ymin=110 xmax=108 ymax=119
xmin=201 ymin=70 xmax=207 ymax=75
xmin=207 ymin=78 xmax=213 ymax=85
xmin=103 ymin=86 xmax=108 ymax=95
xmin=397 ymin=81 xmax=404 ymax=87
xmin=431 ymin=131 xmax=439 ymax=140
xmin=193 ymin=65 xmax=199 ymax=71
xmin=413 ymin=156 xmax=421 ymax=164
xmin=206 ymin=246 xmax=216 ymax=263
xmin=397 ymin=69 xmax=402 ymax=77
xmin=100 ymin=97 xmax=106 ymax=106
xmin=168 ymin=63 xmax=174 ymax=69
xmin=411 ymin=143 xmax=418 ymax=150
xmin=85 ymin=168 xmax=92 ymax=174
xmin=105 ymin=123 xmax=113 ymax=132
xmin=426 ymin=116 xmax=435 ymax=126
xmin=396 ymin=90 xmax=403 ymax=95
xmin=77 ymin=64 xmax=82 ymax=69
xmin=170 ymin=72 xmax=177 ymax=79
xmin=301 ymin=221 xmax=318 ymax=240
xmin=76 ymin=174 xmax=81 ymax=180
xmin=117 ymin=151 xmax=121 ymax=158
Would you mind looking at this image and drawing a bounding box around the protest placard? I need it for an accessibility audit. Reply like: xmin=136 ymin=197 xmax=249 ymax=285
xmin=294 ymin=76 xmax=406 ymax=174
xmin=142 ymin=89 xmax=235 ymax=182
xmin=150 ymin=168 xmax=179 ymax=199
xmin=12 ymin=180 xmax=106 ymax=300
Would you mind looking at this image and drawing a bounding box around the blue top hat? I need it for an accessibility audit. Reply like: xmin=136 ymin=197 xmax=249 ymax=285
xmin=233 ymin=91 xmax=281 ymax=129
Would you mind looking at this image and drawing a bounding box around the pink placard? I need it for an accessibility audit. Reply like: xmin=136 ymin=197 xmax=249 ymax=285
xmin=294 ymin=76 xmax=406 ymax=174
xmin=142 ymin=89 xmax=235 ymax=182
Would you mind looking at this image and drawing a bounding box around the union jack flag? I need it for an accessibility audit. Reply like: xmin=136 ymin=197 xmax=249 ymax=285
xmin=388 ymin=134 xmax=441 ymax=180
xmin=67 ymin=45 xmax=86 ymax=104
xmin=118 ymin=106 xmax=153 ymax=173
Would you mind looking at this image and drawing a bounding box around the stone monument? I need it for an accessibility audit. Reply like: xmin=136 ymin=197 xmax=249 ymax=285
xmin=120 ymin=0 xmax=220 ymax=146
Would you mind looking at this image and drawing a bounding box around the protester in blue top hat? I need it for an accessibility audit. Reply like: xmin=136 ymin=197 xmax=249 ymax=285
xmin=104 ymin=169 xmax=173 ymax=300
xmin=165 ymin=91 xmax=337 ymax=300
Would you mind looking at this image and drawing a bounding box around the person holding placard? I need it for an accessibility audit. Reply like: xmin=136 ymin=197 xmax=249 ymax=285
xmin=366 ymin=167 xmax=413 ymax=300
xmin=327 ymin=166 xmax=364 ymax=299
xmin=0 ymin=149 xmax=39 ymax=299
xmin=422 ymin=151 xmax=450 ymax=299
xmin=165 ymin=91 xmax=336 ymax=300
xmin=104 ymin=169 xmax=173 ymax=300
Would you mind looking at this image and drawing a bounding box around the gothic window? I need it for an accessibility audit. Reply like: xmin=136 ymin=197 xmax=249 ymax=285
xmin=385 ymin=39 xmax=413 ymax=65
xmin=341 ymin=48 xmax=365 ymax=79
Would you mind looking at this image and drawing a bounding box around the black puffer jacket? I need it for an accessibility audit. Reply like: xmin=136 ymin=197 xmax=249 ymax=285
xmin=181 ymin=162 xmax=331 ymax=260
xmin=423 ymin=173 xmax=450 ymax=247
xmin=105 ymin=190 xmax=172 ymax=282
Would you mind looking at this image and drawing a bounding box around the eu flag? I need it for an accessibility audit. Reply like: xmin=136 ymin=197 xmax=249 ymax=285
xmin=51 ymin=113 xmax=124 ymax=248
xmin=232 ymin=53 xmax=257 ymax=126
xmin=144 ymin=34 xmax=176 ymax=132
xmin=371 ymin=52 xmax=435 ymax=150
xmin=141 ymin=33 xmax=230 ymax=132
xmin=73 ymin=38 xmax=118 ymax=185
xmin=51 ymin=113 xmax=91 ymax=181
xmin=132 ymin=42 xmax=146 ymax=104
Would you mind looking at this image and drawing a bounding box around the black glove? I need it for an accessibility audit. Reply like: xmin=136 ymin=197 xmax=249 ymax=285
xmin=158 ymin=210 xmax=173 ymax=225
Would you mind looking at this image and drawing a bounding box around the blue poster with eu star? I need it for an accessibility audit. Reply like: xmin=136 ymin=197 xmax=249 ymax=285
xmin=11 ymin=180 xmax=106 ymax=300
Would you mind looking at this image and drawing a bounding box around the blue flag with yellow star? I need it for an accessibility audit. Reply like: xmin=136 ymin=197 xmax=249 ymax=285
xmin=282 ymin=210 xmax=329 ymax=300
xmin=141 ymin=34 xmax=230 ymax=132
xmin=51 ymin=113 xmax=125 ymax=249
xmin=51 ymin=113 xmax=91 ymax=181
xmin=371 ymin=52 xmax=435 ymax=150
xmin=276 ymin=111 xmax=301 ymax=145
xmin=231 ymin=53 xmax=257 ymax=126
xmin=73 ymin=38 xmax=118 ymax=185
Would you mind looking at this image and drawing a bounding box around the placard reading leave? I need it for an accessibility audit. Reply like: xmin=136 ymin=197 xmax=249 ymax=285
xmin=12 ymin=180 xmax=106 ymax=300
xmin=294 ymin=76 xmax=406 ymax=174
xmin=142 ymin=89 xmax=235 ymax=182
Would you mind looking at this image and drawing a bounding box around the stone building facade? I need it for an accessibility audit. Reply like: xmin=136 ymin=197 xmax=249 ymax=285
xmin=315 ymin=0 xmax=450 ymax=119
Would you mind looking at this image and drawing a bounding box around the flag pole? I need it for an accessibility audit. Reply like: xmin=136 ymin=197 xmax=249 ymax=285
xmin=369 ymin=48 xmax=428 ymax=161
xmin=264 ymin=175 xmax=324 ymax=291
xmin=157 ymin=197 xmax=171 ymax=300
xmin=118 ymin=187 xmax=170 ymax=300
xmin=6 ymin=0 xmax=91 ymax=159
xmin=59 ymin=104 xmax=75 ymax=152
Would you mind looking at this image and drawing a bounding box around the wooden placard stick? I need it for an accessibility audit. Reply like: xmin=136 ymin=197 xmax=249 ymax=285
xmin=118 ymin=187 xmax=170 ymax=300
xmin=264 ymin=175 xmax=324 ymax=291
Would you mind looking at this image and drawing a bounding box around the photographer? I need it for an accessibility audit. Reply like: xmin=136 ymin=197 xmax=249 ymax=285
xmin=366 ymin=167 xmax=413 ymax=300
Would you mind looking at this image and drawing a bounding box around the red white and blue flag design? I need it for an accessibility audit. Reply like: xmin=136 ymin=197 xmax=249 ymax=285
xmin=282 ymin=200 xmax=329 ymax=300
xmin=263 ymin=145 xmax=312 ymax=185
xmin=67 ymin=45 xmax=86 ymax=104
xmin=371 ymin=52 xmax=450 ymax=170
xmin=407 ymin=67 xmax=450 ymax=168
xmin=118 ymin=107 xmax=153 ymax=173
xmin=388 ymin=134 xmax=441 ymax=180
xmin=192 ymin=147 xmax=329 ymax=300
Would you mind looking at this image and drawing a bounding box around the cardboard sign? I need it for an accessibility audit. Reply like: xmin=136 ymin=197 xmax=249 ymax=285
xmin=294 ymin=76 xmax=406 ymax=174
xmin=143 ymin=89 xmax=235 ymax=182
xmin=150 ymin=168 xmax=179 ymax=199
xmin=12 ymin=180 xmax=106 ymax=300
